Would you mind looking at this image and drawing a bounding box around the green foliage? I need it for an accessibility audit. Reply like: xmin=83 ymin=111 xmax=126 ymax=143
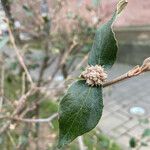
xmin=58 ymin=80 xmax=103 ymax=148
xmin=88 ymin=14 xmax=118 ymax=69
xmin=142 ymin=128 xmax=150 ymax=137
xmin=88 ymin=0 xmax=128 ymax=69
xmin=88 ymin=0 xmax=127 ymax=68
xmin=58 ymin=0 xmax=127 ymax=148
xmin=129 ymin=137 xmax=137 ymax=148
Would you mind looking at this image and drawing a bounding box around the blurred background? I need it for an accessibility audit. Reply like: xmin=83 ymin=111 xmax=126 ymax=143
xmin=0 ymin=0 xmax=150 ymax=150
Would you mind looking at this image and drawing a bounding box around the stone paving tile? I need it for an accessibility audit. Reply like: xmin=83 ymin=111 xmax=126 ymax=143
xmin=140 ymin=147 xmax=150 ymax=150
xmin=99 ymin=115 xmax=123 ymax=132
xmin=99 ymin=64 xmax=150 ymax=150
xmin=115 ymin=107 xmax=133 ymax=118
xmin=110 ymin=128 xmax=125 ymax=137
xmin=114 ymin=126 xmax=128 ymax=136
xmin=113 ymin=112 xmax=129 ymax=123
xmin=123 ymin=119 xmax=139 ymax=129
xmin=128 ymin=125 xmax=144 ymax=138
xmin=116 ymin=134 xmax=131 ymax=149
xmin=102 ymin=109 xmax=112 ymax=118
xmin=105 ymin=103 xmax=121 ymax=113
xmin=108 ymin=130 xmax=121 ymax=138
xmin=104 ymin=99 xmax=117 ymax=107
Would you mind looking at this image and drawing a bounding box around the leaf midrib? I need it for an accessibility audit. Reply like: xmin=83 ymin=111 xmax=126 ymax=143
xmin=61 ymin=87 xmax=92 ymax=141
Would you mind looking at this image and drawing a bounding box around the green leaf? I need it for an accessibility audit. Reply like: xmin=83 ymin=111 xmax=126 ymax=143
xmin=58 ymin=80 xmax=103 ymax=148
xmin=88 ymin=0 xmax=127 ymax=69
xmin=0 ymin=36 xmax=9 ymax=50
xmin=129 ymin=137 xmax=137 ymax=148
xmin=142 ymin=128 xmax=150 ymax=137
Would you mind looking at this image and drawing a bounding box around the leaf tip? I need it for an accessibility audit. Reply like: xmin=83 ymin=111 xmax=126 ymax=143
xmin=117 ymin=0 xmax=128 ymax=15
xmin=57 ymin=136 xmax=71 ymax=149
xmin=57 ymin=139 xmax=64 ymax=149
xmin=57 ymin=142 xmax=62 ymax=149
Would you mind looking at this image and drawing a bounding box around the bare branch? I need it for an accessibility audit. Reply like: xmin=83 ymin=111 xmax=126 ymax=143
xmin=11 ymin=113 xmax=58 ymax=123
xmin=21 ymin=72 xmax=26 ymax=95
xmin=45 ymin=42 xmax=78 ymax=84
xmin=0 ymin=113 xmax=58 ymax=123
xmin=5 ymin=18 xmax=34 ymax=85
xmin=103 ymin=65 xmax=148 ymax=87
xmin=75 ymin=55 xmax=88 ymax=71
xmin=13 ymin=87 xmax=37 ymax=115
xmin=60 ymin=41 xmax=78 ymax=66
xmin=0 ymin=86 xmax=37 ymax=135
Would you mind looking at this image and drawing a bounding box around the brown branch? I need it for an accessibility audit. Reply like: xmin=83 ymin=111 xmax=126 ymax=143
xmin=70 ymin=54 xmax=88 ymax=73
xmin=103 ymin=73 xmax=129 ymax=87
xmin=0 ymin=113 xmax=58 ymax=123
xmin=103 ymin=65 xmax=146 ymax=87
xmin=60 ymin=42 xmax=78 ymax=79
xmin=46 ymin=42 xmax=78 ymax=84
xmin=12 ymin=113 xmax=58 ymax=123
xmin=0 ymin=86 xmax=37 ymax=135
xmin=60 ymin=42 xmax=78 ymax=65
xmin=37 ymin=40 xmax=50 ymax=86
xmin=13 ymin=88 xmax=36 ymax=115
xmin=5 ymin=18 xmax=34 ymax=85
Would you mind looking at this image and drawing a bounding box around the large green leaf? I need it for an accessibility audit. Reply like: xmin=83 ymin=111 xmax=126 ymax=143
xmin=58 ymin=80 xmax=103 ymax=148
xmin=88 ymin=0 xmax=128 ymax=69
xmin=142 ymin=128 xmax=150 ymax=137
xmin=0 ymin=36 xmax=9 ymax=50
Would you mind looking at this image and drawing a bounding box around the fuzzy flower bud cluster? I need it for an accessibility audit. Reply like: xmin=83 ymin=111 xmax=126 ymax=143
xmin=80 ymin=65 xmax=107 ymax=86
xmin=142 ymin=57 xmax=150 ymax=71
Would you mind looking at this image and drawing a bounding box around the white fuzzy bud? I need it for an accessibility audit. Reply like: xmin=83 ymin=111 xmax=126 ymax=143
xmin=142 ymin=57 xmax=150 ymax=71
xmin=80 ymin=65 xmax=107 ymax=86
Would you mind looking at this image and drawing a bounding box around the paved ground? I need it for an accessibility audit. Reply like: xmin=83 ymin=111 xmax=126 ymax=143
xmin=99 ymin=64 xmax=150 ymax=150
